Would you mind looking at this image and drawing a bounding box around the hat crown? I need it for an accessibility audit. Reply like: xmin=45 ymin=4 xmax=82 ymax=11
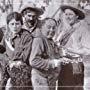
xmin=20 ymin=2 xmax=36 ymax=12
xmin=19 ymin=2 xmax=44 ymax=15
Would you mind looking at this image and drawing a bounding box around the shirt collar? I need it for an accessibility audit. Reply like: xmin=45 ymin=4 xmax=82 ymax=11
xmin=10 ymin=31 xmax=21 ymax=40
xmin=23 ymin=20 xmax=37 ymax=33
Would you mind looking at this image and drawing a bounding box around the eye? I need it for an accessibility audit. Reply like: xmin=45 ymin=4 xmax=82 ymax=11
xmin=69 ymin=13 xmax=73 ymax=16
xmin=11 ymin=23 xmax=14 ymax=25
xmin=16 ymin=22 xmax=20 ymax=25
xmin=65 ymin=13 xmax=68 ymax=15
xmin=32 ymin=15 xmax=37 ymax=19
xmin=28 ymin=15 xmax=33 ymax=17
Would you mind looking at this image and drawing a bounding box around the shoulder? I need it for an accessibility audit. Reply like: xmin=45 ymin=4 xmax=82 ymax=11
xmin=32 ymin=35 xmax=46 ymax=46
xmin=33 ymin=37 xmax=43 ymax=44
xmin=20 ymin=29 xmax=33 ymax=44
xmin=21 ymin=29 xmax=31 ymax=35
xmin=21 ymin=29 xmax=33 ymax=39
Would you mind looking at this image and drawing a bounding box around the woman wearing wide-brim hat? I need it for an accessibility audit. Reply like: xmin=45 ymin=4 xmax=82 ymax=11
xmin=60 ymin=5 xmax=85 ymax=20
xmin=54 ymin=4 xmax=90 ymax=90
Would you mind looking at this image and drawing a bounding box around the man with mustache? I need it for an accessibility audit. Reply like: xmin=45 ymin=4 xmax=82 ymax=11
xmin=20 ymin=2 xmax=44 ymax=35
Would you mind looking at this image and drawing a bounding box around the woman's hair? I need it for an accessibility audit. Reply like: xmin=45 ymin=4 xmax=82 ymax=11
xmin=6 ymin=12 xmax=23 ymax=25
xmin=42 ymin=18 xmax=57 ymax=26
xmin=5 ymin=12 xmax=23 ymax=40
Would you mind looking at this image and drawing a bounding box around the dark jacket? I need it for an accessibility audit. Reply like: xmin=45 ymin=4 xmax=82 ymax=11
xmin=1 ymin=29 xmax=33 ymax=90
xmin=30 ymin=35 xmax=61 ymax=79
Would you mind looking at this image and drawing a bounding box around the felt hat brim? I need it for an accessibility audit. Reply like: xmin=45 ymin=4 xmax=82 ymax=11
xmin=21 ymin=6 xmax=44 ymax=16
xmin=61 ymin=5 xmax=85 ymax=20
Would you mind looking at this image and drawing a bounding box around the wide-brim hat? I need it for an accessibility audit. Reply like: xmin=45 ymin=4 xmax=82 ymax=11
xmin=60 ymin=5 xmax=85 ymax=20
xmin=20 ymin=2 xmax=44 ymax=16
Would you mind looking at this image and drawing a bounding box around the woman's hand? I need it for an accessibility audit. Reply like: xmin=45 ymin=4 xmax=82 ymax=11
xmin=9 ymin=61 xmax=22 ymax=69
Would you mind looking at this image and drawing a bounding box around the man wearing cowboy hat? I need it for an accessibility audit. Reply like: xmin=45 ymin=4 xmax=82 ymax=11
xmin=54 ymin=4 xmax=90 ymax=90
xmin=20 ymin=2 xmax=44 ymax=35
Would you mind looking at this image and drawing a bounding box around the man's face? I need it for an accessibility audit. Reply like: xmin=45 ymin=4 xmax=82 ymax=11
xmin=63 ymin=9 xmax=78 ymax=25
xmin=24 ymin=10 xmax=37 ymax=28
xmin=8 ymin=19 xmax=22 ymax=34
xmin=42 ymin=19 xmax=56 ymax=39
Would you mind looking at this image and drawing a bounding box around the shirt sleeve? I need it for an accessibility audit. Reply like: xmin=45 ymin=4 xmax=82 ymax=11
xmin=80 ymin=25 xmax=90 ymax=55
xmin=29 ymin=37 xmax=50 ymax=71
xmin=12 ymin=33 xmax=32 ymax=63
xmin=21 ymin=33 xmax=33 ymax=63
xmin=72 ymin=23 xmax=90 ymax=55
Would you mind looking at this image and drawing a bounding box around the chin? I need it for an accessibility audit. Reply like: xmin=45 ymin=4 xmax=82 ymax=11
xmin=12 ymin=31 xmax=18 ymax=34
xmin=69 ymin=21 xmax=75 ymax=25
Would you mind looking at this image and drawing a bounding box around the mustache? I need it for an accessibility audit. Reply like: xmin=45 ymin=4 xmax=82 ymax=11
xmin=27 ymin=20 xmax=35 ymax=25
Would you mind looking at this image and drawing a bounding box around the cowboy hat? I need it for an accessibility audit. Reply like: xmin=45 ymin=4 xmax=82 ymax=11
xmin=60 ymin=5 xmax=85 ymax=20
xmin=20 ymin=2 xmax=44 ymax=16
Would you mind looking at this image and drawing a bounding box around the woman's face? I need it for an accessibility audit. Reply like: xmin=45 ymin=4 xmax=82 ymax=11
xmin=42 ymin=19 xmax=56 ymax=39
xmin=63 ymin=9 xmax=78 ymax=25
xmin=8 ymin=19 xmax=22 ymax=34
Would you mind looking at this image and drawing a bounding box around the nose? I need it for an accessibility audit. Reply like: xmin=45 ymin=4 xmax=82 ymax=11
xmin=49 ymin=28 xmax=55 ymax=35
xmin=13 ymin=23 xmax=17 ymax=28
xmin=66 ymin=15 xmax=70 ymax=18
xmin=66 ymin=16 xmax=71 ymax=20
xmin=65 ymin=14 xmax=70 ymax=18
xmin=30 ymin=17 xmax=33 ymax=20
xmin=13 ymin=24 xmax=16 ymax=27
xmin=50 ymin=28 xmax=55 ymax=33
xmin=50 ymin=27 xmax=53 ymax=31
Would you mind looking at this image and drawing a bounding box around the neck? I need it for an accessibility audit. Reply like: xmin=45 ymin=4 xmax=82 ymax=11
xmin=25 ymin=19 xmax=38 ymax=32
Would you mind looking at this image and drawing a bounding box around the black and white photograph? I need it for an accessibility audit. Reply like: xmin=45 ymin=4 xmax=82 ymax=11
xmin=0 ymin=0 xmax=90 ymax=90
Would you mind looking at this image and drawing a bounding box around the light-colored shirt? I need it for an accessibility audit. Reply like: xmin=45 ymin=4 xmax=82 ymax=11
xmin=54 ymin=20 xmax=90 ymax=55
